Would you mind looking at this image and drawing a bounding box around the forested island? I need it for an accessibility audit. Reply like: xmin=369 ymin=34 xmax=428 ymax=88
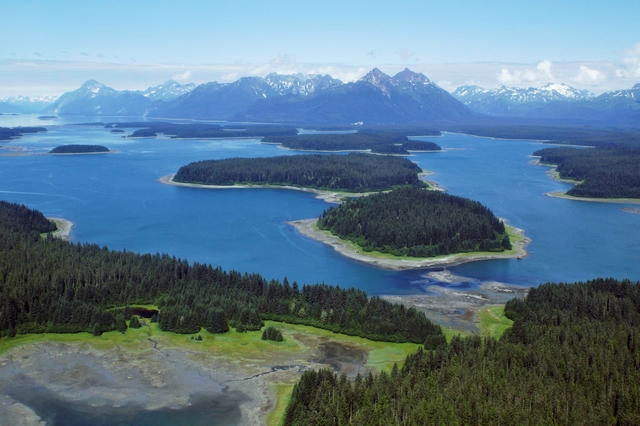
xmin=173 ymin=153 xmax=427 ymax=192
xmin=262 ymin=133 xmax=441 ymax=154
xmin=284 ymin=278 xmax=640 ymax=425
xmin=317 ymin=187 xmax=511 ymax=258
xmin=0 ymin=126 xmax=47 ymax=141
xmin=534 ymin=146 xmax=640 ymax=199
xmin=49 ymin=144 xmax=110 ymax=154
xmin=103 ymin=122 xmax=297 ymax=139
xmin=0 ymin=200 xmax=442 ymax=344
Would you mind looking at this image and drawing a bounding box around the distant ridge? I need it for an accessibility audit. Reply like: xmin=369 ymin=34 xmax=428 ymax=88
xmin=38 ymin=71 xmax=640 ymax=125
xmin=452 ymin=82 xmax=640 ymax=124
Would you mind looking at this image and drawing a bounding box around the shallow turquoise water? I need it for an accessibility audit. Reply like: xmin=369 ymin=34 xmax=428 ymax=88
xmin=1 ymin=115 xmax=639 ymax=295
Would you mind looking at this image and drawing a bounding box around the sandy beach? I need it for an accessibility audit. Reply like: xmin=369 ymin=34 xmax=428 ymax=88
xmin=48 ymin=217 xmax=73 ymax=241
xmin=288 ymin=219 xmax=529 ymax=271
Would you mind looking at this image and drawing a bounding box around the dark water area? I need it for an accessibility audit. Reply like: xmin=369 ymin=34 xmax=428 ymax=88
xmin=1 ymin=115 xmax=639 ymax=296
xmin=129 ymin=307 xmax=159 ymax=318
xmin=6 ymin=385 xmax=246 ymax=426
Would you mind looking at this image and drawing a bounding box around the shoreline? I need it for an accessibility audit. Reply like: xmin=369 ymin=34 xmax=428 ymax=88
xmin=161 ymin=173 xmax=392 ymax=204
xmin=47 ymin=217 xmax=73 ymax=241
xmin=544 ymin=191 xmax=640 ymax=204
xmin=288 ymin=218 xmax=530 ymax=271
xmin=531 ymin=158 xmax=640 ymax=204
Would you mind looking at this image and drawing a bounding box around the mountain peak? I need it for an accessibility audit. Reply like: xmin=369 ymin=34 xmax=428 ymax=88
xmin=633 ymin=83 xmax=640 ymax=90
xmin=392 ymin=68 xmax=431 ymax=85
xmin=360 ymin=68 xmax=391 ymax=85
xmin=80 ymin=80 xmax=106 ymax=92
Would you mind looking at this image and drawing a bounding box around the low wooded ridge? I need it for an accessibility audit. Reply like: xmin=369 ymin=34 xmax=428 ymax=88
xmin=262 ymin=133 xmax=441 ymax=154
xmin=284 ymin=278 xmax=640 ymax=425
xmin=534 ymin=146 xmax=640 ymax=198
xmin=0 ymin=200 xmax=442 ymax=344
xmin=174 ymin=153 xmax=426 ymax=192
xmin=318 ymin=186 xmax=511 ymax=257
xmin=50 ymin=144 xmax=110 ymax=154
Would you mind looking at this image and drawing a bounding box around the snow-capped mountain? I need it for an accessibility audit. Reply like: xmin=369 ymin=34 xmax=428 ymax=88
xmin=452 ymin=83 xmax=594 ymax=116
xmin=235 ymin=68 xmax=476 ymax=124
xmin=141 ymin=80 xmax=196 ymax=102
xmin=43 ymin=80 xmax=152 ymax=116
xmin=0 ymin=95 xmax=59 ymax=113
xmin=452 ymin=82 xmax=640 ymax=124
xmin=263 ymin=73 xmax=342 ymax=96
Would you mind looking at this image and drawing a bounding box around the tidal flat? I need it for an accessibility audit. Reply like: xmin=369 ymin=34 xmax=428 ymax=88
xmin=0 ymin=322 xmax=419 ymax=425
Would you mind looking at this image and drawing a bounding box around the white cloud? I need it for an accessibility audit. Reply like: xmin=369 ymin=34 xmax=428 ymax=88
xmin=172 ymin=70 xmax=193 ymax=81
xmin=497 ymin=60 xmax=554 ymax=86
xmin=615 ymin=42 xmax=640 ymax=81
xmin=624 ymin=42 xmax=640 ymax=56
xmin=398 ymin=49 xmax=413 ymax=60
xmin=571 ymin=65 xmax=607 ymax=85
xmin=436 ymin=80 xmax=454 ymax=91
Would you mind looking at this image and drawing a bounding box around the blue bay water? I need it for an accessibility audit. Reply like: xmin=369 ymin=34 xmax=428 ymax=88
xmin=1 ymin=115 xmax=639 ymax=295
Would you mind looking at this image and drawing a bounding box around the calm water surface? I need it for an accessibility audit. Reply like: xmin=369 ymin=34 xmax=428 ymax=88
xmin=1 ymin=115 xmax=639 ymax=294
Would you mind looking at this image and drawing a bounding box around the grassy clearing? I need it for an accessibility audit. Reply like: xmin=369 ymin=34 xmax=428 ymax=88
xmin=441 ymin=326 xmax=472 ymax=343
xmin=477 ymin=306 xmax=513 ymax=339
xmin=267 ymin=383 xmax=295 ymax=426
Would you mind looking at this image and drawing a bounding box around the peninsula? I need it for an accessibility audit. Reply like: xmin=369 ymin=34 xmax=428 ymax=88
xmin=533 ymin=146 xmax=640 ymax=202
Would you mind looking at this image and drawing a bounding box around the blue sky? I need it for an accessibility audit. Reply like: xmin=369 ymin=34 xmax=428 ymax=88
xmin=1 ymin=0 xmax=639 ymax=96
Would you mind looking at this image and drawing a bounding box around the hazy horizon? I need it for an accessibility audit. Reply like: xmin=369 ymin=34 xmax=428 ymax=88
xmin=2 ymin=0 xmax=639 ymax=97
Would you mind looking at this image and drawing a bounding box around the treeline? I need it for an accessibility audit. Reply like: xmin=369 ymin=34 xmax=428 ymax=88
xmin=318 ymin=187 xmax=510 ymax=257
xmin=0 ymin=126 xmax=47 ymax=141
xmin=102 ymin=122 xmax=297 ymax=139
xmin=284 ymin=278 xmax=640 ymax=425
xmin=0 ymin=201 xmax=442 ymax=344
xmin=50 ymin=144 xmax=110 ymax=154
xmin=534 ymin=146 xmax=640 ymax=198
xmin=262 ymin=133 xmax=441 ymax=154
xmin=174 ymin=153 xmax=426 ymax=192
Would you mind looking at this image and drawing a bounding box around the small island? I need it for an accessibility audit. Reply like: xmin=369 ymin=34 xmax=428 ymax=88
xmin=49 ymin=144 xmax=111 ymax=154
xmin=289 ymin=186 xmax=527 ymax=270
xmin=533 ymin=146 xmax=640 ymax=202
xmin=172 ymin=153 xmax=428 ymax=192
xmin=262 ymin=133 xmax=441 ymax=155
xmin=38 ymin=115 xmax=58 ymax=120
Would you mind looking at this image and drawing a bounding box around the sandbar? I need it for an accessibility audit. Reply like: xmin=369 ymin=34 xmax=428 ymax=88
xmin=47 ymin=217 xmax=73 ymax=241
xmin=288 ymin=219 xmax=529 ymax=271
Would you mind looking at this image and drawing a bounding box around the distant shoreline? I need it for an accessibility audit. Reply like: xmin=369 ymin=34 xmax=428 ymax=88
xmin=47 ymin=217 xmax=73 ymax=241
xmin=531 ymin=158 xmax=640 ymax=204
xmin=288 ymin=219 xmax=529 ymax=271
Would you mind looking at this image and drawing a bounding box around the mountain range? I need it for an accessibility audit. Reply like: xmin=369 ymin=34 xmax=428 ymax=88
xmin=453 ymin=83 xmax=640 ymax=124
xmin=21 ymin=69 xmax=640 ymax=126
xmin=42 ymin=80 xmax=196 ymax=116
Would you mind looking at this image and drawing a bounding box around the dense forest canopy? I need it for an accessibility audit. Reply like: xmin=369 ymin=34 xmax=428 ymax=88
xmin=174 ymin=153 xmax=426 ymax=192
xmin=0 ymin=200 xmax=442 ymax=344
xmin=318 ymin=187 xmax=511 ymax=258
xmin=262 ymin=133 xmax=441 ymax=155
xmin=284 ymin=278 xmax=640 ymax=425
xmin=534 ymin=146 xmax=640 ymax=198
xmin=50 ymin=144 xmax=110 ymax=154
xmin=0 ymin=126 xmax=47 ymax=141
